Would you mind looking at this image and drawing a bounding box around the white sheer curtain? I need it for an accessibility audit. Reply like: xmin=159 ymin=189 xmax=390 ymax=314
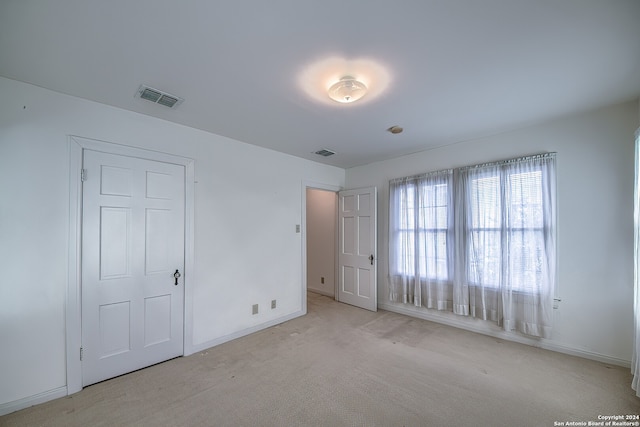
xmin=455 ymin=154 xmax=556 ymax=338
xmin=388 ymin=169 xmax=454 ymax=309
xmin=632 ymin=128 xmax=640 ymax=397
xmin=388 ymin=153 xmax=556 ymax=338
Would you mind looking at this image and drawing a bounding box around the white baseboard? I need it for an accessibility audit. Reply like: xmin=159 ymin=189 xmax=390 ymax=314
xmin=307 ymin=288 xmax=335 ymax=298
xmin=379 ymin=302 xmax=631 ymax=368
xmin=185 ymin=309 xmax=305 ymax=356
xmin=0 ymin=386 xmax=67 ymax=417
xmin=539 ymin=340 xmax=630 ymax=368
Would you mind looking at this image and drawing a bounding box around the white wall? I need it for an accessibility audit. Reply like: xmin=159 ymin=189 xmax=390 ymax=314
xmin=346 ymin=100 xmax=639 ymax=365
xmin=0 ymin=77 xmax=345 ymax=408
xmin=306 ymin=188 xmax=337 ymax=296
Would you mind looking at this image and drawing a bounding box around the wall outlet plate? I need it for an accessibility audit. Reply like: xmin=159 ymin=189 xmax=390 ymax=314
xmin=271 ymin=300 xmax=276 ymax=309
xmin=252 ymin=304 xmax=259 ymax=315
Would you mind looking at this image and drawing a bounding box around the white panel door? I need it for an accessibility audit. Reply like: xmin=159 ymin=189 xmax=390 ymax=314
xmin=81 ymin=149 xmax=185 ymax=386
xmin=338 ymin=187 xmax=377 ymax=311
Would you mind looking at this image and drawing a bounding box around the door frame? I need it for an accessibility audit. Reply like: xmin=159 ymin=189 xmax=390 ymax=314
xmin=66 ymin=136 xmax=195 ymax=395
xmin=301 ymin=181 xmax=342 ymax=314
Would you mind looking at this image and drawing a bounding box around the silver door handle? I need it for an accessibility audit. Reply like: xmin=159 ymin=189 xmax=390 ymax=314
xmin=173 ymin=269 xmax=181 ymax=286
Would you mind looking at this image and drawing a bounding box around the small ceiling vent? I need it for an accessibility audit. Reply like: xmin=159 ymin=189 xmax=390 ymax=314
xmin=315 ymin=149 xmax=336 ymax=157
xmin=136 ymin=85 xmax=183 ymax=109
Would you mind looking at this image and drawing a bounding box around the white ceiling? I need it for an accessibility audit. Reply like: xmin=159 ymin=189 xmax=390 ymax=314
xmin=1 ymin=1 xmax=639 ymax=168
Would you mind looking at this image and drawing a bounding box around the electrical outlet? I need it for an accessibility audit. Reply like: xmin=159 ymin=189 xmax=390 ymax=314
xmin=252 ymin=304 xmax=259 ymax=315
xmin=271 ymin=300 xmax=276 ymax=309
xmin=321 ymin=277 xmax=325 ymax=284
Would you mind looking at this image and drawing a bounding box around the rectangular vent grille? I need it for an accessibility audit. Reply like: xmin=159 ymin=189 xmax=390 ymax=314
xmin=136 ymin=85 xmax=183 ymax=109
xmin=315 ymin=149 xmax=336 ymax=157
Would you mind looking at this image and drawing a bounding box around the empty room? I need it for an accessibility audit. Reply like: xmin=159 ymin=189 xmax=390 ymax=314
xmin=1 ymin=1 xmax=640 ymax=425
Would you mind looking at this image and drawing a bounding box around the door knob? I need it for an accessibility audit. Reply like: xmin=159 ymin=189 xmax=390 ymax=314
xmin=173 ymin=269 xmax=181 ymax=286
xmin=369 ymin=255 xmax=374 ymax=265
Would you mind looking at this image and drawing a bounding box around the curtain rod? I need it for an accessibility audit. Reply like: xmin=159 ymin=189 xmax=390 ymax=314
xmin=390 ymin=152 xmax=556 ymax=184
xmin=459 ymin=152 xmax=556 ymax=171
xmin=390 ymin=168 xmax=453 ymax=184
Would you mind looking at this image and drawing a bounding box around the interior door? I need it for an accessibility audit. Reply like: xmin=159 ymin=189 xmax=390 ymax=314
xmin=81 ymin=149 xmax=185 ymax=386
xmin=338 ymin=187 xmax=377 ymax=311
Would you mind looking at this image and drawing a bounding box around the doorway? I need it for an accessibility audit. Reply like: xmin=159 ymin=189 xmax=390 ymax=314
xmin=305 ymin=188 xmax=338 ymax=298
xmin=303 ymin=184 xmax=378 ymax=312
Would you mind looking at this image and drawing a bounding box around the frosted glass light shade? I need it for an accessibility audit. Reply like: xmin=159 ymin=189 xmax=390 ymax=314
xmin=328 ymin=76 xmax=367 ymax=103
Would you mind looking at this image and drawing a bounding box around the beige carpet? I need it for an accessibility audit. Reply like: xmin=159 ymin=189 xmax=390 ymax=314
xmin=3 ymin=292 xmax=639 ymax=426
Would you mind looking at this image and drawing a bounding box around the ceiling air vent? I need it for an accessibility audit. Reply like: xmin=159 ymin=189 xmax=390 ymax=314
xmin=315 ymin=149 xmax=336 ymax=157
xmin=136 ymin=85 xmax=183 ymax=109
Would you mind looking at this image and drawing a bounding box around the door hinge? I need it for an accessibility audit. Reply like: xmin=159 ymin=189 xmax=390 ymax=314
xmin=81 ymin=169 xmax=87 ymax=182
xmin=80 ymin=347 xmax=83 ymax=361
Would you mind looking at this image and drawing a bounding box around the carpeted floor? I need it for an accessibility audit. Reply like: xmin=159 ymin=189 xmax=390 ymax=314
xmin=2 ymin=292 xmax=639 ymax=426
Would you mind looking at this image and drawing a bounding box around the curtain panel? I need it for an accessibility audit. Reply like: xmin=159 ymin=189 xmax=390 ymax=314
xmin=389 ymin=169 xmax=454 ymax=310
xmin=388 ymin=153 xmax=556 ymax=338
xmin=632 ymin=128 xmax=640 ymax=397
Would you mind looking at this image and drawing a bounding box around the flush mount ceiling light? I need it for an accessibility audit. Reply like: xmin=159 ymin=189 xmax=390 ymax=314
xmin=328 ymin=76 xmax=367 ymax=103
xmin=298 ymin=57 xmax=390 ymax=106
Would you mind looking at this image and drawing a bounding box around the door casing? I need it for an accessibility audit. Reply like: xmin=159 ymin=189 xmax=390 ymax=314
xmin=302 ymin=182 xmax=378 ymax=312
xmin=66 ymin=136 xmax=195 ymax=395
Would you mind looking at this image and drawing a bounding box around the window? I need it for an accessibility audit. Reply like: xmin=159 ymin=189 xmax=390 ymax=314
xmin=467 ymin=168 xmax=547 ymax=293
xmin=468 ymin=173 xmax=502 ymax=288
xmin=390 ymin=170 xmax=453 ymax=282
xmin=420 ymin=182 xmax=450 ymax=280
xmin=389 ymin=154 xmax=556 ymax=338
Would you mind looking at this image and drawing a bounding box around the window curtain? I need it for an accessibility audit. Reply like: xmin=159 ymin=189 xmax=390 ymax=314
xmin=389 ymin=169 xmax=454 ymax=309
xmin=632 ymin=128 xmax=640 ymax=397
xmin=388 ymin=153 xmax=556 ymax=338
xmin=455 ymin=154 xmax=556 ymax=338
